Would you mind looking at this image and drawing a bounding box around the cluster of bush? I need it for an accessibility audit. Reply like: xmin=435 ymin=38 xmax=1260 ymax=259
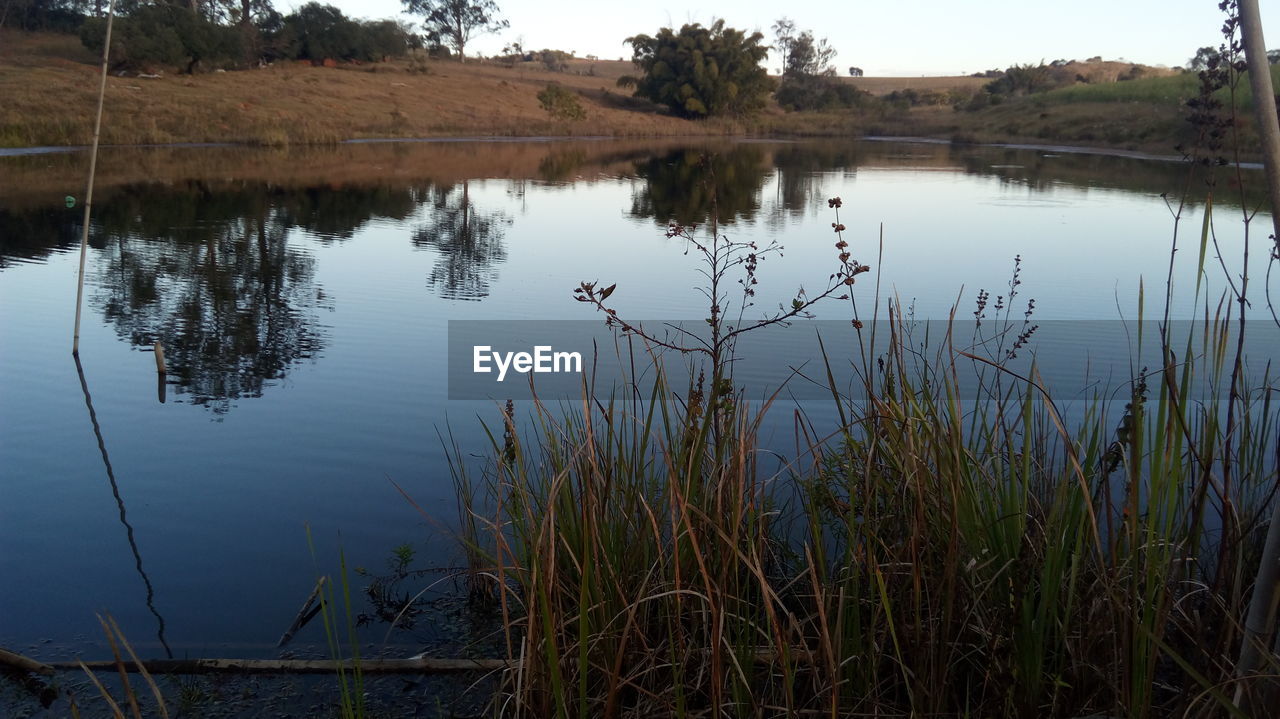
xmin=775 ymin=74 xmax=873 ymax=112
xmin=536 ymin=83 xmax=585 ymax=121
xmin=494 ymin=45 xmax=575 ymax=72
xmin=30 ymin=2 xmax=417 ymax=73
xmin=954 ymin=60 xmax=1161 ymax=111
xmin=882 ymin=87 xmax=975 ymax=110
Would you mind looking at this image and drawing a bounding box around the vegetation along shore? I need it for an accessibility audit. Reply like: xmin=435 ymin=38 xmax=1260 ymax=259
xmin=3 ymin=1 xmax=1280 ymax=157
xmin=4 ymin=1 xmax=1280 ymax=717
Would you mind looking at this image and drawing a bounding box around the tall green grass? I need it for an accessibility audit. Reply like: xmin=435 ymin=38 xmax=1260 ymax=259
xmin=1038 ymin=64 xmax=1280 ymax=108
xmin=451 ymin=187 xmax=1279 ymax=716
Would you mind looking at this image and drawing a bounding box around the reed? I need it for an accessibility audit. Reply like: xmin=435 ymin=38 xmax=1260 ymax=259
xmin=449 ymin=159 xmax=1279 ymax=718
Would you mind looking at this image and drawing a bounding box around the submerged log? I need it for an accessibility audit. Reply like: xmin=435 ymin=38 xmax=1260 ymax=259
xmin=54 ymin=656 xmax=510 ymax=675
xmin=0 ymin=647 xmax=55 ymax=676
xmin=1 ymin=645 xmax=506 ymax=677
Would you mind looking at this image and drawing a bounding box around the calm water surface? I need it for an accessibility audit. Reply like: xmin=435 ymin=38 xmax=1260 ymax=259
xmin=0 ymin=138 xmax=1262 ymax=663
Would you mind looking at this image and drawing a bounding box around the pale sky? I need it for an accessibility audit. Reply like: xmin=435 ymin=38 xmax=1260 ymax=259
xmin=298 ymin=0 xmax=1277 ymax=76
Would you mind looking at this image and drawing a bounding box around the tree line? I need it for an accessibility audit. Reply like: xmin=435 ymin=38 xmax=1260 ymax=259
xmin=4 ymin=0 xmax=515 ymax=71
xmin=8 ymin=1 xmax=873 ymax=117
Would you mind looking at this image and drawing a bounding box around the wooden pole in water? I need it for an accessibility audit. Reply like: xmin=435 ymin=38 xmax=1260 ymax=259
xmin=1235 ymin=0 xmax=1280 ymax=708
xmin=1240 ymin=0 xmax=1280 ymax=245
xmin=71 ymin=0 xmax=116 ymax=356
xmin=154 ymin=339 xmax=166 ymax=402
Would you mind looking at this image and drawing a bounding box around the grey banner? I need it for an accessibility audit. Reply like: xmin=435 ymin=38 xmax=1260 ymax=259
xmin=447 ymin=320 xmax=1280 ymax=401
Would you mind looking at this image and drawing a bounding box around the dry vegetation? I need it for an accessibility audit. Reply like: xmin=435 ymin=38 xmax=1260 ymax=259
xmin=844 ymin=74 xmax=987 ymax=95
xmin=843 ymin=60 xmax=1176 ymax=95
xmin=0 ymin=30 xmax=739 ymax=146
xmin=0 ymin=31 xmax=1220 ymax=157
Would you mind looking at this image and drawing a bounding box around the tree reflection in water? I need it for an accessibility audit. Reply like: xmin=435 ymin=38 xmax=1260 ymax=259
xmin=91 ymin=183 xmax=331 ymax=414
xmin=411 ymin=181 xmax=511 ymax=301
xmin=73 ymin=178 xmax=515 ymax=412
xmin=629 ymin=147 xmax=771 ymax=227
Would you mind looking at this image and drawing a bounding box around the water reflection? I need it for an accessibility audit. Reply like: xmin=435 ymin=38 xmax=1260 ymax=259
xmin=73 ymin=354 xmax=172 ymax=658
xmin=0 ymin=206 xmax=81 ymax=268
xmin=411 ymin=181 xmax=511 ymax=301
xmin=275 ymin=184 xmax=419 ymax=242
xmin=630 ymin=147 xmax=771 ymax=226
xmin=91 ymin=183 xmax=330 ymax=414
xmin=0 ymin=140 xmax=1237 ymax=417
xmin=0 ymin=138 xmax=1260 ymax=662
xmin=770 ymin=145 xmax=861 ymax=221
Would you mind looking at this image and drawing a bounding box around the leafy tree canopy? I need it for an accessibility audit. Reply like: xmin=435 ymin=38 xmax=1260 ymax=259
xmin=401 ymin=0 xmax=507 ymax=60
xmin=620 ymin=20 xmax=774 ymax=119
xmin=772 ymin=18 xmax=835 ymax=77
xmin=81 ymin=3 xmax=243 ymax=72
xmin=771 ymin=17 xmax=850 ymax=111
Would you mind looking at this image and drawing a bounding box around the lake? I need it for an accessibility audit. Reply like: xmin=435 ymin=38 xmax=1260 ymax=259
xmin=0 ymin=138 xmax=1263 ymax=672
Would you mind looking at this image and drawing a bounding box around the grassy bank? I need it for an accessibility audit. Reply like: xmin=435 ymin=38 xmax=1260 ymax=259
xmin=1 ymin=30 xmax=1264 ymax=158
xmin=758 ymin=64 xmax=1280 ymax=158
xmin=447 ymin=170 xmax=1280 ymax=716
xmin=0 ymin=30 xmax=733 ymax=147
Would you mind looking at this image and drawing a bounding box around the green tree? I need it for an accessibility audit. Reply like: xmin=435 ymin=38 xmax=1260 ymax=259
xmin=771 ymin=17 xmax=796 ymax=74
xmin=772 ymin=18 xmax=835 ymax=78
xmin=1188 ymin=45 xmax=1220 ymax=72
xmin=1 ymin=0 xmax=88 ymax=31
xmin=619 ymin=20 xmax=774 ymax=119
xmin=360 ymin=19 xmax=414 ymax=59
xmin=400 ymin=0 xmax=507 ymax=61
xmin=283 ymin=2 xmax=360 ymax=61
xmin=81 ymin=3 xmax=243 ymax=72
xmin=771 ymin=18 xmax=849 ymax=111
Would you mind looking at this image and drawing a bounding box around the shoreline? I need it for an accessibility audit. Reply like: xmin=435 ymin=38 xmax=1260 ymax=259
xmin=0 ymin=133 xmax=1221 ymax=167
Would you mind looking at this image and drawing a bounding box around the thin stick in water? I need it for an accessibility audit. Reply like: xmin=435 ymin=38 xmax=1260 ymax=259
xmin=71 ymin=0 xmax=116 ymax=356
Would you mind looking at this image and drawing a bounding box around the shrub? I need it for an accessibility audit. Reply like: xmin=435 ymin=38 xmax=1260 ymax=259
xmin=774 ymin=74 xmax=869 ymax=111
xmin=537 ymin=49 xmax=571 ymax=72
xmin=984 ymin=63 xmax=1062 ymax=96
xmin=537 ymin=83 xmax=586 ymax=121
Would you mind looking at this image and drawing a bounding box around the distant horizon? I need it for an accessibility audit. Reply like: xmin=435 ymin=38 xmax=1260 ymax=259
xmin=282 ymin=0 xmax=1277 ymax=77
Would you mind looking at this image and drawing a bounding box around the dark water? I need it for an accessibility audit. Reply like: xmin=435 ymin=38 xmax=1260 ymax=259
xmin=0 ymin=139 xmax=1264 ymax=670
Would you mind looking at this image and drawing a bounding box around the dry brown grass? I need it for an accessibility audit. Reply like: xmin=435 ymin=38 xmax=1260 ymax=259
xmin=845 ymin=75 xmax=987 ymax=95
xmin=0 ymin=31 xmax=1200 ymax=155
xmin=0 ymin=31 xmax=730 ymax=147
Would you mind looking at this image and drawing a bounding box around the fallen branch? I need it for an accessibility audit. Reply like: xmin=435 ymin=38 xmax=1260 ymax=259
xmin=277 ymin=575 xmax=326 ymax=648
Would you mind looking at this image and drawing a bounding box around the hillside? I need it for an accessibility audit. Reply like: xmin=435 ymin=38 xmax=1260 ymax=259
xmin=843 ymin=60 xmax=1176 ymax=96
xmin=0 ymin=30 xmax=713 ymax=146
xmin=0 ymin=31 xmax=1256 ymax=158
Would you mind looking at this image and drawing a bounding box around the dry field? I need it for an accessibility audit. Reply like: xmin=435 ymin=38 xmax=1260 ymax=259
xmin=846 ymin=75 xmax=987 ymax=95
xmin=844 ymin=60 xmax=1176 ymax=96
xmin=0 ymin=31 xmax=1200 ymax=156
xmin=0 ymin=31 xmax=736 ymax=147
